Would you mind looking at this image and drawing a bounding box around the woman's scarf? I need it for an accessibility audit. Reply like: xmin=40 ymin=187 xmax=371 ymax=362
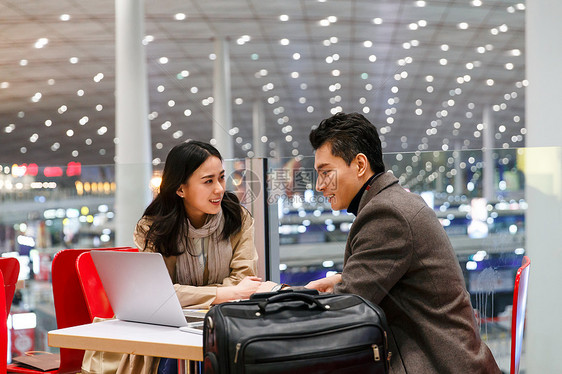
xmin=175 ymin=209 xmax=233 ymax=286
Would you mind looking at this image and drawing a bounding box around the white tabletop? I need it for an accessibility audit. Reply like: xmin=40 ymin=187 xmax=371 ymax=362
xmin=48 ymin=319 xmax=203 ymax=361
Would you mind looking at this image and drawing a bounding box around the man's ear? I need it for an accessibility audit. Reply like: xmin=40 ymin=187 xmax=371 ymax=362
xmin=356 ymin=153 xmax=369 ymax=177
xmin=176 ymin=186 xmax=185 ymax=198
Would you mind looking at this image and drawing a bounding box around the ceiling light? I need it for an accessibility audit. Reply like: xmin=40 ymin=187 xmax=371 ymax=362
xmin=327 ymin=16 xmax=337 ymax=23
xmin=363 ymin=40 xmax=373 ymax=48
xmin=279 ymin=14 xmax=289 ymax=21
xmin=69 ymin=57 xmax=79 ymax=64
xmin=369 ymin=55 xmax=377 ymax=62
xmin=505 ymin=63 xmax=514 ymax=70
xmin=174 ymin=13 xmax=186 ymax=21
xmin=319 ymin=19 xmax=330 ymax=27
xmin=159 ymin=57 xmax=169 ymax=64
xmin=209 ymin=53 xmax=216 ymax=60
xmin=280 ymin=38 xmax=290 ymax=45
xmin=458 ymin=22 xmax=469 ymax=29
xmin=31 ymin=92 xmax=42 ymax=103
xmin=291 ymin=72 xmax=299 ymax=78
xmin=408 ymin=23 xmax=418 ymax=30
xmin=486 ymin=79 xmax=495 ymax=86
xmin=293 ymin=53 xmax=301 ymax=60
xmin=142 ymin=35 xmax=154 ymax=45
xmin=0 ymin=82 xmax=9 ymax=89
xmin=372 ymin=17 xmax=383 ymax=25
xmin=20 ymin=59 xmax=28 ymax=66
xmin=66 ymin=130 xmax=74 ymax=137
xmin=440 ymin=44 xmax=449 ymax=51
xmin=471 ymin=0 xmax=482 ymax=6
xmin=34 ymin=38 xmax=49 ymax=49
xmin=60 ymin=14 xmax=71 ymax=21
xmin=439 ymin=58 xmax=447 ymax=65
xmin=331 ymin=69 xmax=340 ymax=77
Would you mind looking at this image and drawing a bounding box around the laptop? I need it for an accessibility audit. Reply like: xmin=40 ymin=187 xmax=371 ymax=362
xmin=90 ymin=250 xmax=204 ymax=330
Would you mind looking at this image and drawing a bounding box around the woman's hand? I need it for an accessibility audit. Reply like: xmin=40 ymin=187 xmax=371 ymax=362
xmin=305 ymin=273 xmax=342 ymax=293
xmin=214 ymin=276 xmax=262 ymax=304
xmin=234 ymin=276 xmax=263 ymax=299
xmin=256 ymin=281 xmax=278 ymax=293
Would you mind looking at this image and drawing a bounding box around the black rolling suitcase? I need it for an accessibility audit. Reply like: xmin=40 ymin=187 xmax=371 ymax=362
xmin=203 ymin=291 xmax=390 ymax=374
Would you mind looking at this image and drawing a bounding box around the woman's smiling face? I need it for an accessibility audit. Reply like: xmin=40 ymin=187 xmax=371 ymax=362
xmin=177 ymin=155 xmax=225 ymax=226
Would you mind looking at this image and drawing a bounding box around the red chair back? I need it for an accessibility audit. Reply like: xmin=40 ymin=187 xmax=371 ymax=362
xmin=510 ymin=255 xmax=530 ymax=374
xmin=0 ymin=271 xmax=7 ymax=372
xmin=76 ymin=247 xmax=138 ymax=321
xmin=0 ymin=257 xmax=20 ymax=315
xmin=51 ymin=249 xmax=91 ymax=373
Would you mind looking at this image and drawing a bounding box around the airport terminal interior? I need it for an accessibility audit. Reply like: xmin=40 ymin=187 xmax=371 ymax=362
xmin=1 ymin=0 xmax=560 ymax=372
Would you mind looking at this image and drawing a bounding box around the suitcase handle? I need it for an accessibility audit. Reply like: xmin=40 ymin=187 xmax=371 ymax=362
xmin=257 ymin=292 xmax=328 ymax=313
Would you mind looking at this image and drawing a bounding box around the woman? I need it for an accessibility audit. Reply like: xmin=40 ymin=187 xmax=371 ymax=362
xmin=135 ymin=140 xmax=262 ymax=305
xmin=119 ymin=140 xmax=262 ymax=373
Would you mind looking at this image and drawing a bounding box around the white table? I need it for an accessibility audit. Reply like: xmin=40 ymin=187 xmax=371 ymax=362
xmin=48 ymin=319 xmax=203 ymax=372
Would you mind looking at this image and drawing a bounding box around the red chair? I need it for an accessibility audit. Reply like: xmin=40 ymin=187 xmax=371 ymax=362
xmin=7 ymin=248 xmax=134 ymax=374
xmin=1 ymin=271 xmax=8 ymax=372
xmin=510 ymin=255 xmax=530 ymax=374
xmin=0 ymin=258 xmax=19 ymax=374
xmin=76 ymin=247 xmax=138 ymax=321
xmin=0 ymin=257 xmax=20 ymax=316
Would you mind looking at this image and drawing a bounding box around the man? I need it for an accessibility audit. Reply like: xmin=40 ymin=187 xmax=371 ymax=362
xmin=305 ymin=112 xmax=500 ymax=373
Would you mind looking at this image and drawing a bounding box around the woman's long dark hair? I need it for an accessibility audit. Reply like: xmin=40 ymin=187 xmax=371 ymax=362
xmin=140 ymin=140 xmax=242 ymax=256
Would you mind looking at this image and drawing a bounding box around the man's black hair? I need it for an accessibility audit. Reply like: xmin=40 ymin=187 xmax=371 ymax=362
xmin=309 ymin=112 xmax=385 ymax=174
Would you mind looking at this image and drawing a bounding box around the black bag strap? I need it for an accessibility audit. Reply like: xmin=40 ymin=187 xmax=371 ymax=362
xmin=257 ymin=292 xmax=328 ymax=313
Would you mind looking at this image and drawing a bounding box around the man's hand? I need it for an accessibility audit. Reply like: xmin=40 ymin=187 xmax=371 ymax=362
xmin=305 ymin=273 xmax=342 ymax=293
